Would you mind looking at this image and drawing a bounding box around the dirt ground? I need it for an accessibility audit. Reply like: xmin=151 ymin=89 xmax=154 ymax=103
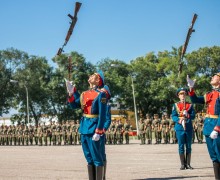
xmin=0 ymin=140 xmax=214 ymax=180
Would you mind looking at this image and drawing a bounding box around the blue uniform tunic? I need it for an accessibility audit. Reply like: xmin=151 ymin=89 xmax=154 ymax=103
xmin=172 ymin=101 xmax=195 ymax=154
xmin=68 ymin=88 xmax=107 ymax=166
xmin=189 ymin=89 xmax=220 ymax=162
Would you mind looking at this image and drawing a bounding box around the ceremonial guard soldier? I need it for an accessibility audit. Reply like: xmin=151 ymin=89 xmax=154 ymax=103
xmin=172 ymin=87 xmax=195 ymax=170
xmin=67 ymin=70 xmax=107 ymax=180
xmin=187 ymin=73 xmax=220 ymax=179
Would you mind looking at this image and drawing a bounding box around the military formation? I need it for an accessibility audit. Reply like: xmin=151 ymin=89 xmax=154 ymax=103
xmin=0 ymin=114 xmax=204 ymax=146
xmin=105 ymin=119 xmax=132 ymax=145
xmin=138 ymin=113 xmax=205 ymax=145
xmin=0 ymin=120 xmax=81 ymax=146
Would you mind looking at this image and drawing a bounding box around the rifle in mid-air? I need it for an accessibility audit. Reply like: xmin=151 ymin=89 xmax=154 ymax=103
xmin=178 ymin=13 xmax=198 ymax=77
xmin=57 ymin=2 xmax=82 ymax=56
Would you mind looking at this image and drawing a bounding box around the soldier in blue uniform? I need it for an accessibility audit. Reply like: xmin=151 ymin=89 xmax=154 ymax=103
xmin=66 ymin=70 xmax=107 ymax=180
xmin=187 ymin=74 xmax=220 ymax=179
xmin=99 ymin=85 xmax=111 ymax=180
xmin=172 ymin=87 xmax=195 ymax=170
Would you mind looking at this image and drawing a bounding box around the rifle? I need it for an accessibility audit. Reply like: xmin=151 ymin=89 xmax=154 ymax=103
xmin=57 ymin=2 xmax=82 ymax=56
xmin=183 ymin=98 xmax=186 ymax=131
xmin=178 ymin=13 xmax=198 ymax=77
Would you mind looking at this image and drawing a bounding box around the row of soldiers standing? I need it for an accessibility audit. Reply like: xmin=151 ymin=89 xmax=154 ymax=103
xmin=105 ymin=119 xmax=132 ymax=145
xmin=138 ymin=113 xmax=204 ymax=145
xmin=0 ymin=120 xmax=81 ymax=146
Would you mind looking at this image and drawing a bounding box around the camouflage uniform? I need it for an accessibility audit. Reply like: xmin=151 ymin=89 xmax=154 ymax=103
xmin=7 ymin=125 xmax=13 ymax=145
xmin=62 ymin=122 xmax=67 ymax=145
xmin=71 ymin=121 xmax=77 ymax=145
xmin=75 ymin=120 xmax=81 ymax=145
xmin=144 ymin=114 xmax=152 ymax=144
xmin=66 ymin=121 xmax=71 ymax=145
xmin=42 ymin=123 xmax=48 ymax=146
xmin=24 ymin=125 xmax=30 ymax=145
xmin=115 ymin=120 xmax=123 ymax=144
xmin=110 ymin=120 xmax=116 ymax=144
xmin=197 ymin=116 xmax=204 ymax=144
xmin=47 ymin=121 xmax=53 ymax=146
xmin=138 ymin=118 xmax=146 ymax=145
xmin=29 ymin=125 xmax=34 ymax=145
xmin=34 ymin=125 xmax=38 ymax=145
xmin=152 ymin=114 xmax=161 ymax=144
xmin=161 ymin=115 xmax=170 ymax=144
xmin=51 ymin=121 xmax=57 ymax=145
xmin=0 ymin=125 xmax=3 ymax=145
xmin=56 ymin=122 xmax=62 ymax=145
xmin=37 ymin=124 xmax=43 ymax=146
xmin=123 ymin=120 xmax=132 ymax=144
xmin=170 ymin=116 xmax=177 ymax=144
xmin=12 ymin=125 xmax=16 ymax=145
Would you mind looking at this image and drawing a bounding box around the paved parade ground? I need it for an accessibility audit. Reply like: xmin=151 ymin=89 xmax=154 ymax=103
xmin=0 ymin=139 xmax=214 ymax=180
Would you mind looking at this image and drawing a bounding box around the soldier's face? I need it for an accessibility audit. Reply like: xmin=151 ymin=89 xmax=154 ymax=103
xmin=211 ymin=75 xmax=220 ymax=86
xmin=178 ymin=91 xmax=186 ymax=102
xmin=88 ymin=74 xmax=99 ymax=86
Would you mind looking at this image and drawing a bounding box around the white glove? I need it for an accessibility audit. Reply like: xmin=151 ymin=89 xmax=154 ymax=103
xmin=92 ymin=133 xmax=100 ymax=141
xmin=183 ymin=110 xmax=188 ymax=117
xmin=187 ymin=75 xmax=196 ymax=88
xmin=65 ymin=78 xmax=75 ymax=94
xmin=210 ymin=130 xmax=218 ymax=139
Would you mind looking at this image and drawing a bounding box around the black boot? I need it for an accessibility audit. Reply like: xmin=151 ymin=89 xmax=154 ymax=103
xmin=95 ymin=166 xmax=103 ymax=180
xmin=87 ymin=165 xmax=95 ymax=180
xmin=179 ymin=154 xmax=185 ymax=170
xmin=103 ymin=161 xmax=107 ymax=180
xmin=185 ymin=153 xmax=193 ymax=169
xmin=213 ymin=162 xmax=220 ymax=180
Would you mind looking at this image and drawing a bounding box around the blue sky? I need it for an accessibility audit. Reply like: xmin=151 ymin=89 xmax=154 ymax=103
xmin=0 ymin=0 xmax=220 ymax=66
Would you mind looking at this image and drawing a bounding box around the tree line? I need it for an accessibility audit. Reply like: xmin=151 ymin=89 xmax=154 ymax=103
xmin=1 ymin=46 xmax=220 ymax=125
